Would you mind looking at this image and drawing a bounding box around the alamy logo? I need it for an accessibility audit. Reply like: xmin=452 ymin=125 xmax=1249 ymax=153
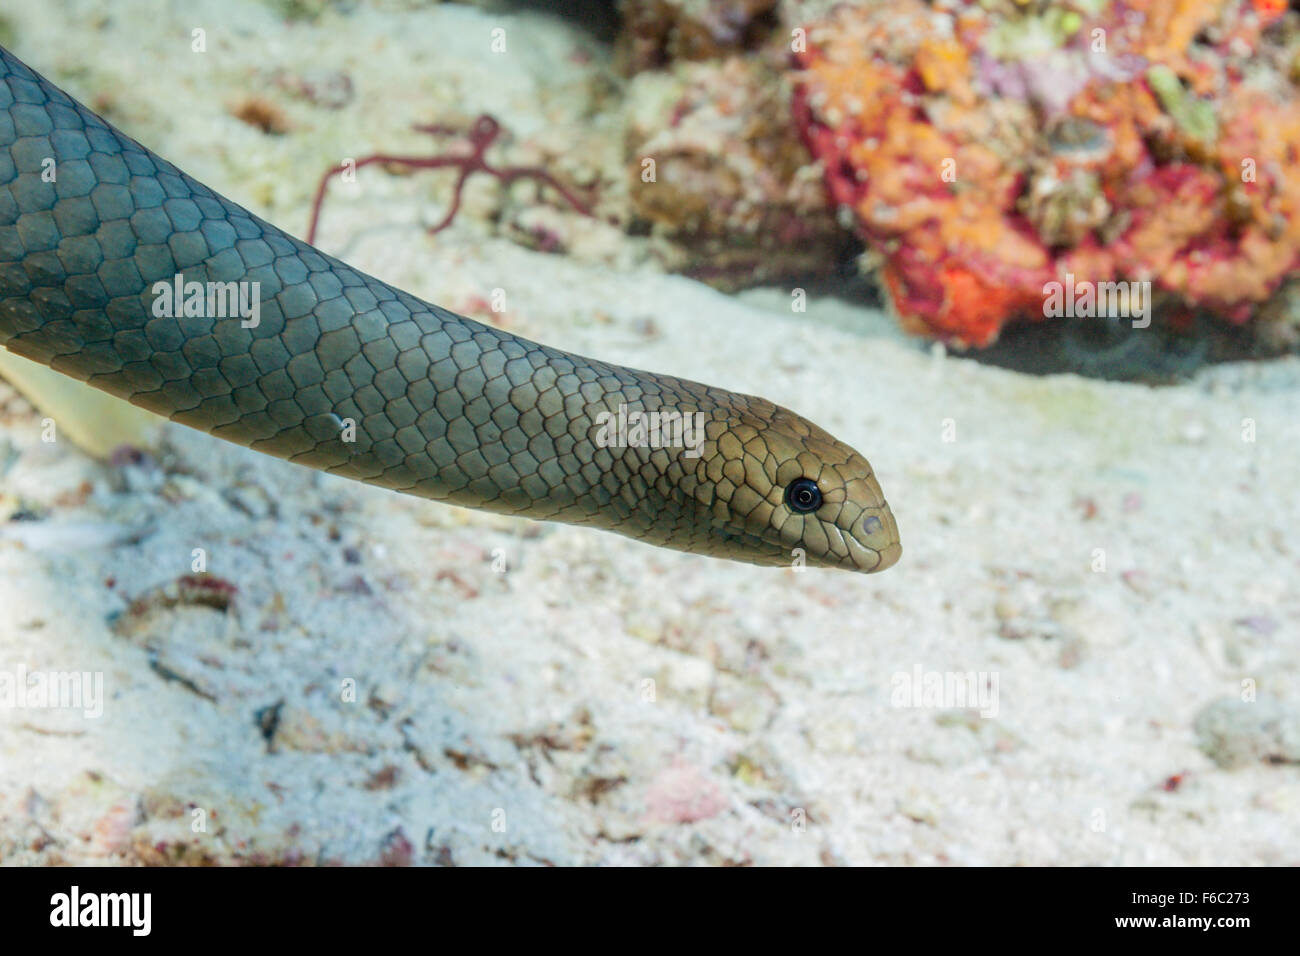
xmin=151 ymin=273 xmax=261 ymax=328
xmin=594 ymin=403 xmax=706 ymax=459
xmin=0 ymin=664 xmax=103 ymax=718
xmin=890 ymin=665 xmax=999 ymax=718
xmin=1042 ymin=272 xmax=1150 ymax=328
xmin=50 ymin=886 xmax=151 ymax=936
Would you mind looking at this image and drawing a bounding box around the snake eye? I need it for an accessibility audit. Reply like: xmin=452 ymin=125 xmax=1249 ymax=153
xmin=785 ymin=477 xmax=823 ymax=514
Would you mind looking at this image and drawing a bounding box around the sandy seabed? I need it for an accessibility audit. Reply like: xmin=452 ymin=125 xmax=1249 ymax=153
xmin=1 ymin=0 xmax=1297 ymax=865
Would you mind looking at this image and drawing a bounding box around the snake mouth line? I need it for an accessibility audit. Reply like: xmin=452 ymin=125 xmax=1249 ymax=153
xmin=831 ymin=522 xmax=902 ymax=573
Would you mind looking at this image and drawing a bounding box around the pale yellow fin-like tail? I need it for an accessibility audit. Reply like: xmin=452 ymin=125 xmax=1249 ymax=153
xmin=0 ymin=347 xmax=163 ymax=459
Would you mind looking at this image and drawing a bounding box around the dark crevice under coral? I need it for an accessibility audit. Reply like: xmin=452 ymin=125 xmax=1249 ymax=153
xmin=480 ymin=0 xmax=622 ymax=42
xmin=968 ymin=311 xmax=1259 ymax=383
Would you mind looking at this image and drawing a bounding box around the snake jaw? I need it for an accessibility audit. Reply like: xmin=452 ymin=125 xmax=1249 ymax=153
xmin=839 ymin=504 xmax=903 ymax=573
xmin=830 ymin=471 xmax=902 ymax=572
xmin=794 ymin=501 xmax=901 ymax=573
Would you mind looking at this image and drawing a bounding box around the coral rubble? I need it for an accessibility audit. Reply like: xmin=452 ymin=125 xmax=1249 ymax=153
xmin=624 ymin=56 xmax=845 ymax=289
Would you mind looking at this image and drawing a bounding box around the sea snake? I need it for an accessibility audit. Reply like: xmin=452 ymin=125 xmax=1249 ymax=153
xmin=0 ymin=45 xmax=900 ymax=572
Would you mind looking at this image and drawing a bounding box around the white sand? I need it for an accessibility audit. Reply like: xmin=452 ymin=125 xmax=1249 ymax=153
xmin=0 ymin=0 xmax=1297 ymax=865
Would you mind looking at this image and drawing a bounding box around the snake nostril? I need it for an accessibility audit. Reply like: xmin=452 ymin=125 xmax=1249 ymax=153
xmin=862 ymin=515 xmax=883 ymax=536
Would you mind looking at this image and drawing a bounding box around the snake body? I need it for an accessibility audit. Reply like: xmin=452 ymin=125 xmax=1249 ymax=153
xmin=0 ymin=46 xmax=899 ymax=572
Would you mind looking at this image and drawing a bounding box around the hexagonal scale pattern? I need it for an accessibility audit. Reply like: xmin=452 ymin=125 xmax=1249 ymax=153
xmin=0 ymin=46 xmax=899 ymax=571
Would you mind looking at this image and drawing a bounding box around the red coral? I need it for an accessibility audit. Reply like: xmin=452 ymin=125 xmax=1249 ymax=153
xmin=793 ymin=0 xmax=1300 ymax=347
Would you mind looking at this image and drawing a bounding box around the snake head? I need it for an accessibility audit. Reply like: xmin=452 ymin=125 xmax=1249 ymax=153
xmin=686 ymin=396 xmax=902 ymax=573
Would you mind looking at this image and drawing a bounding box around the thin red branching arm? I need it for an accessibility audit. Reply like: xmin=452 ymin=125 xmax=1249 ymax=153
xmin=304 ymin=114 xmax=594 ymax=245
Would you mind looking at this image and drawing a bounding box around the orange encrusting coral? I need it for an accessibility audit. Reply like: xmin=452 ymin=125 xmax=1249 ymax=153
xmin=793 ymin=0 xmax=1300 ymax=346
